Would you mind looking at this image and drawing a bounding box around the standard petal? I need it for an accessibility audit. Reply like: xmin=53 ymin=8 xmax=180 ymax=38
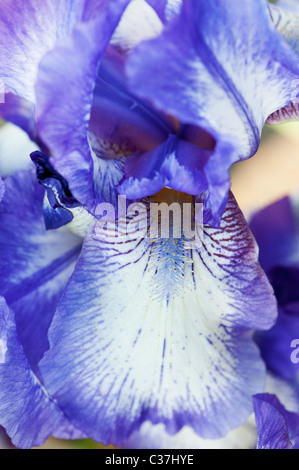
xmin=35 ymin=0 xmax=131 ymax=212
xmin=39 ymin=192 xmax=276 ymax=445
xmin=0 ymin=0 xmax=89 ymax=103
xmin=0 ymin=296 xmax=80 ymax=448
xmin=0 ymin=170 xmax=81 ymax=371
xmin=127 ymin=0 xmax=299 ymax=224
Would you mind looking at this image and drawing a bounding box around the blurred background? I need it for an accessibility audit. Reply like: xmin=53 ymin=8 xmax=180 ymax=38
xmin=1 ymin=121 xmax=299 ymax=449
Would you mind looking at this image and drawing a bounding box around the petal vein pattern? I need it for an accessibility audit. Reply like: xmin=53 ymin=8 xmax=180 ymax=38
xmin=39 ymin=193 xmax=277 ymax=445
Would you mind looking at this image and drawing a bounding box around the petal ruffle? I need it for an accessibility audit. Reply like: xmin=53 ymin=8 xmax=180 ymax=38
xmin=0 ymin=169 xmax=82 ymax=371
xmin=126 ymin=0 xmax=299 ymax=224
xmin=123 ymin=418 xmax=257 ymax=449
xmin=267 ymin=4 xmax=299 ymax=124
xmin=39 ymin=192 xmax=276 ymax=445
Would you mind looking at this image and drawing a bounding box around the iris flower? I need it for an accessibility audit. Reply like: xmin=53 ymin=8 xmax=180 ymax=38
xmin=0 ymin=0 xmax=298 ymax=449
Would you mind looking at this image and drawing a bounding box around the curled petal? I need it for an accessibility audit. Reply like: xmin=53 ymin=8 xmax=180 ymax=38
xmin=123 ymin=419 xmax=257 ymax=449
xmin=127 ymin=0 xmax=299 ymax=224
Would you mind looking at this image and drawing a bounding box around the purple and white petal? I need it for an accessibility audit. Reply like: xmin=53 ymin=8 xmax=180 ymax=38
xmin=39 ymin=193 xmax=276 ymax=445
xmin=276 ymin=0 xmax=299 ymax=14
xmin=0 ymin=170 xmax=82 ymax=371
xmin=253 ymin=393 xmax=299 ymax=449
xmin=253 ymin=394 xmax=293 ymax=449
xmin=146 ymin=0 xmax=182 ymax=23
xmin=126 ymin=0 xmax=299 ymax=224
xmin=119 ymin=136 xmax=209 ymax=199
xmin=123 ymin=418 xmax=257 ymax=449
xmin=111 ymin=0 xmax=163 ymax=53
xmin=0 ymin=0 xmax=89 ymax=103
xmin=270 ymin=4 xmax=299 ymax=54
xmin=0 ymin=297 xmax=83 ymax=448
xmin=267 ymin=4 xmax=299 ymax=124
xmin=36 ymin=0 xmax=131 ymax=212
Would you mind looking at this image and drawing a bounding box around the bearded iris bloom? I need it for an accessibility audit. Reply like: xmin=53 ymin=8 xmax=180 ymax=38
xmin=0 ymin=0 xmax=299 ymax=449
